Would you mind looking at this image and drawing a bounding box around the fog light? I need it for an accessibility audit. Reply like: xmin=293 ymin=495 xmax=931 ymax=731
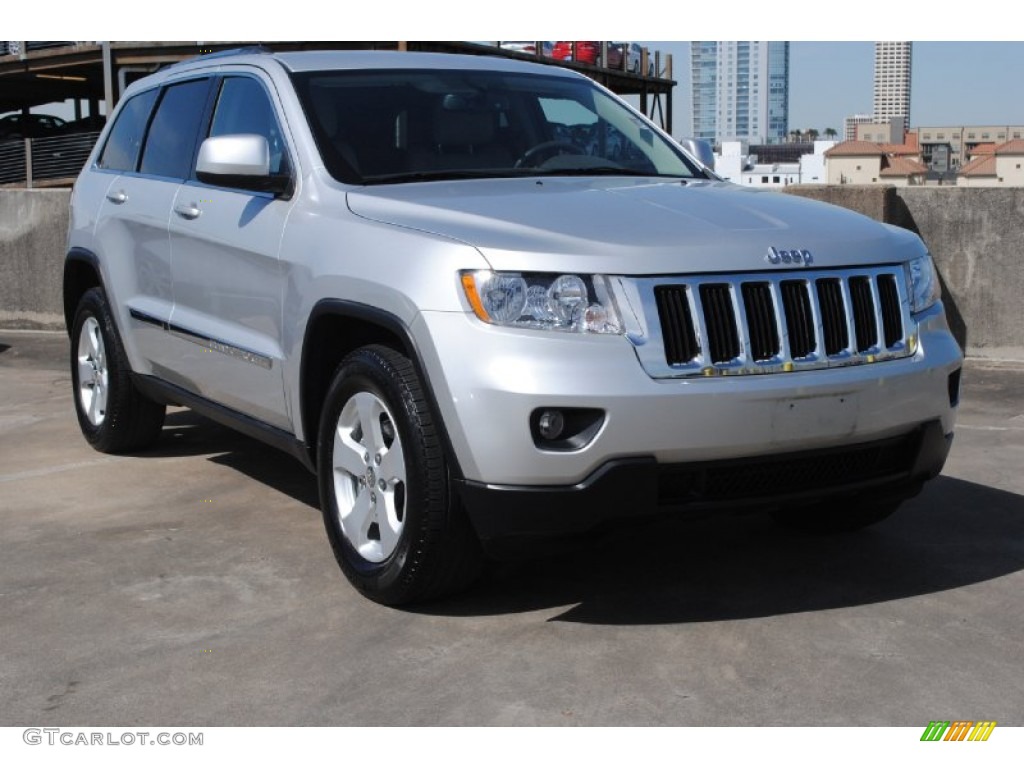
xmin=530 ymin=407 xmax=605 ymax=451
xmin=537 ymin=409 xmax=565 ymax=440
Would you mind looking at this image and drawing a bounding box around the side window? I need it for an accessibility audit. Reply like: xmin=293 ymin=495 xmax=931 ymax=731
xmin=209 ymin=77 xmax=290 ymax=175
xmin=97 ymin=89 xmax=159 ymax=171
xmin=139 ymin=79 xmax=211 ymax=179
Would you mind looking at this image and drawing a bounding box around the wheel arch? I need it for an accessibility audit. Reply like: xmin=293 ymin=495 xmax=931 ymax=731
xmin=63 ymin=247 xmax=103 ymax=336
xmin=299 ymin=300 xmax=463 ymax=479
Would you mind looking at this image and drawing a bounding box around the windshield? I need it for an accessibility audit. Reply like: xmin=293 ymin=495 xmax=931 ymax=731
xmin=290 ymin=68 xmax=704 ymax=184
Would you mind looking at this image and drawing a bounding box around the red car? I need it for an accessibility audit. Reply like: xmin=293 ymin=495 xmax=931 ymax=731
xmin=552 ymin=41 xmax=602 ymax=66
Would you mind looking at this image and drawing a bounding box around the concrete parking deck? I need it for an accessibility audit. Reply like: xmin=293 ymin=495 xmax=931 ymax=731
xmin=2 ymin=330 xmax=1022 ymax=726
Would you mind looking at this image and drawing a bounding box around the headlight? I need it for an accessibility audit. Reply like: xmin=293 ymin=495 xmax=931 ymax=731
xmin=905 ymin=253 xmax=941 ymax=313
xmin=460 ymin=271 xmax=623 ymax=334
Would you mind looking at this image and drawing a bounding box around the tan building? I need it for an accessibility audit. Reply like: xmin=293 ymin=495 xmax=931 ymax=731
xmin=855 ymin=118 xmax=905 ymax=144
xmin=960 ymin=139 xmax=1024 ymax=187
xmin=825 ymin=138 xmax=926 ymax=186
xmin=844 ymin=114 xmax=872 ymax=142
xmin=918 ymin=125 xmax=1024 ymax=169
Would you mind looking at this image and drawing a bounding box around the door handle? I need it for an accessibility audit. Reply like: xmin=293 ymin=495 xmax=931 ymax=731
xmin=174 ymin=203 xmax=202 ymax=220
xmin=105 ymin=190 xmax=127 ymax=204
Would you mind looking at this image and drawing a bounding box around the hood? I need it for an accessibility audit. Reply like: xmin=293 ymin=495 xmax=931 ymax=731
xmin=346 ymin=178 xmax=924 ymax=274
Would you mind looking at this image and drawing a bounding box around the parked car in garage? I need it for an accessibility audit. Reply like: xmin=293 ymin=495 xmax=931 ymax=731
xmin=499 ymin=41 xmax=553 ymax=58
xmin=553 ymin=41 xmax=601 ymax=66
xmin=608 ymin=42 xmax=654 ymax=75
xmin=0 ymin=112 xmax=67 ymax=140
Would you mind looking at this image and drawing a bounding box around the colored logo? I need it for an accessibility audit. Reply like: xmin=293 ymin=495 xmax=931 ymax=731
xmin=920 ymin=721 xmax=996 ymax=742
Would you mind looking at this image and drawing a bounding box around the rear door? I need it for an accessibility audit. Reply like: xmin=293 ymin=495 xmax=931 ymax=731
xmin=165 ymin=73 xmax=295 ymax=429
xmin=90 ymin=80 xmax=212 ymax=376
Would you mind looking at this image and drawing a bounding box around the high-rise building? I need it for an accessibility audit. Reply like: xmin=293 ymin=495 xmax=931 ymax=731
xmin=873 ymin=42 xmax=912 ymax=132
xmin=690 ymin=41 xmax=789 ymax=146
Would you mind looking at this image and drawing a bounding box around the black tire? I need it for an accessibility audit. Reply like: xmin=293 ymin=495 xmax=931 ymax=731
xmin=70 ymin=286 xmax=165 ymax=452
xmin=317 ymin=345 xmax=481 ymax=605
xmin=772 ymin=498 xmax=902 ymax=534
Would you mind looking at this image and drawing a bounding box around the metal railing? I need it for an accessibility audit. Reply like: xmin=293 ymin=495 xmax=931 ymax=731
xmin=0 ymin=131 xmax=100 ymax=186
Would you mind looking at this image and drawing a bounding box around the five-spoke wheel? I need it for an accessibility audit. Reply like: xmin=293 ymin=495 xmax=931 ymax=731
xmin=317 ymin=345 xmax=481 ymax=605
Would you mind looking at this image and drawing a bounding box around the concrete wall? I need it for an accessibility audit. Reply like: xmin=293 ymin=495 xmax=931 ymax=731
xmin=0 ymin=189 xmax=69 ymax=330
xmin=1 ymin=187 xmax=1021 ymax=359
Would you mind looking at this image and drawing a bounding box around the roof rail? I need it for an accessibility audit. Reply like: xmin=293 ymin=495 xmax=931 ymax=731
xmin=197 ymin=45 xmax=272 ymax=60
xmin=159 ymin=45 xmax=272 ymax=72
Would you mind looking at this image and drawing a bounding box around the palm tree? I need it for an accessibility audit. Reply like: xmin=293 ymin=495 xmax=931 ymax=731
xmin=824 ymin=127 xmax=838 ymax=140
xmin=807 ymin=129 xmax=819 ymax=142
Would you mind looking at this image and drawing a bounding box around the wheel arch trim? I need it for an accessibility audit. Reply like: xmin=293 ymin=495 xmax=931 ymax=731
xmin=63 ymin=247 xmax=104 ymax=335
xmin=299 ymin=299 xmax=465 ymax=479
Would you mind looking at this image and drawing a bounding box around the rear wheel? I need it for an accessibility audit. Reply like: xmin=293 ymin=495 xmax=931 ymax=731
xmin=70 ymin=287 xmax=165 ymax=452
xmin=772 ymin=498 xmax=902 ymax=533
xmin=317 ymin=345 xmax=481 ymax=605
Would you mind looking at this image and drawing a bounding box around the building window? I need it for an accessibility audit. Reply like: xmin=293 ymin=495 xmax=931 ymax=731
xmin=937 ymin=133 xmax=945 ymax=139
xmin=856 ymin=165 xmax=861 ymax=171
xmin=968 ymin=133 xmax=975 ymax=139
xmin=982 ymin=133 xmax=990 ymax=139
xmin=761 ymin=176 xmax=769 ymax=183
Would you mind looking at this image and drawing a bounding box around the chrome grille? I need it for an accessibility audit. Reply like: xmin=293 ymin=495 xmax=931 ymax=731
xmin=634 ymin=267 xmax=913 ymax=378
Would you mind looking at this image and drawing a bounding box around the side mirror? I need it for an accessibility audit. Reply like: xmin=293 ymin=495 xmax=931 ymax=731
xmin=196 ymin=134 xmax=291 ymax=196
xmin=678 ymin=137 xmax=715 ymax=172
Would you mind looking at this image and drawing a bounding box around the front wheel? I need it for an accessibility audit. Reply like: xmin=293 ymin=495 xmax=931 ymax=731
xmin=317 ymin=345 xmax=481 ymax=605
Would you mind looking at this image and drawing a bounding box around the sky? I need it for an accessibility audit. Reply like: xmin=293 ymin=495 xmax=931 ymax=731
xmin=638 ymin=41 xmax=1024 ymax=138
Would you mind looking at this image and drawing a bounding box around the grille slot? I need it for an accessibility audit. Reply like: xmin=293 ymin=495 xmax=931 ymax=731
xmin=700 ymin=284 xmax=740 ymax=363
xmin=781 ymin=280 xmax=815 ymax=358
xmin=877 ymin=274 xmax=903 ymax=348
xmin=849 ymin=276 xmax=878 ymax=352
xmin=816 ymin=278 xmax=849 ymax=356
xmin=654 ymin=286 xmax=699 ymax=364
xmin=741 ymin=282 xmax=779 ymax=361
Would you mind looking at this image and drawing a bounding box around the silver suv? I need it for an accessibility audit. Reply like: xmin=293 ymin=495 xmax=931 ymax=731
xmin=66 ymin=49 xmax=963 ymax=604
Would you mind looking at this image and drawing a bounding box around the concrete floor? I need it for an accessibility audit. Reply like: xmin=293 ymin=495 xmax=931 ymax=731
xmin=2 ymin=331 xmax=1022 ymax=726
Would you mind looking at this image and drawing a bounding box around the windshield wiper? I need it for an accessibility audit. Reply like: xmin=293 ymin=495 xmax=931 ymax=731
xmin=532 ymin=166 xmax=688 ymax=178
xmin=365 ymin=169 xmax=534 ymax=185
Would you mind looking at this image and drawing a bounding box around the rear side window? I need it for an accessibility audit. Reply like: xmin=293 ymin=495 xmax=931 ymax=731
xmin=96 ymin=89 xmax=158 ymax=171
xmin=209 ymin=77 xmax=290 ymax=175
xmin=139 ymin=79 xmax=211 ymax=179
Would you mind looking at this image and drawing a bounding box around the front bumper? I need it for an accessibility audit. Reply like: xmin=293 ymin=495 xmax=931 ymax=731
xmin=455 ymin=420 xmax=952 ymax=544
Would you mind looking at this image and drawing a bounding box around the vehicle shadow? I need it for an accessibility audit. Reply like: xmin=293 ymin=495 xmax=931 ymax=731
xmin=139 ymin=410 xmax=1024 ymax=626
xmin=136 ymin=409 xmax=319 ymax=510
xmin=422 ymin=475 xmax=1024 ymax=624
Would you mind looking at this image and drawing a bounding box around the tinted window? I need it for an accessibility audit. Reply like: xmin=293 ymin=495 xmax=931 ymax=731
xmin=209 ymin=77 xmax=290 ymax=175
xmin=139 ymin=79 xmax=211 ymax=179
xmin=290 ymin=69 xmax=701 ymax=184
xmin=97 ymin=89 xmax=158 ymax=171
